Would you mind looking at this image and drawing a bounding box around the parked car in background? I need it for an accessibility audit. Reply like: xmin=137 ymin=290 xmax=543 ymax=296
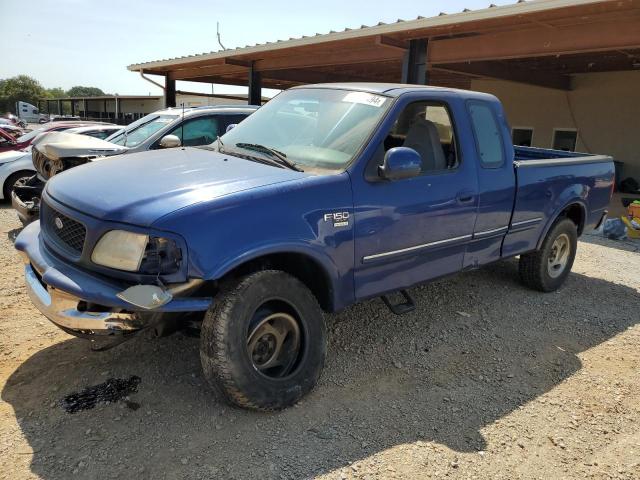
xmin=0 ymin=127 xmax=31 ymax=153
xmin=1 ymin=122 xmax=117 ymax=204
xmin=12 ymin=105 xmax=258 ymax=224
xmin=12 ymin=121 xmax=116 ymax=148
xmin=62 ymin=124 xmax=123 ymax=140
xmin=14 ymin=84 xmax=614 ymax=411
xmin=0 ymin=124 xmax=27 ymax=136
xmin=103 ymin=104 xmax=259 ymax=150
xmin=48 ymin=115 xmax=82 ymax=122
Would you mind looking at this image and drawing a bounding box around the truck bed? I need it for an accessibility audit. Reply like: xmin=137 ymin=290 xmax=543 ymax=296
xmin=502 ymin=146 xmax=614 ymax=258
xmin=514 ymin=145 xmax=610 ymax=164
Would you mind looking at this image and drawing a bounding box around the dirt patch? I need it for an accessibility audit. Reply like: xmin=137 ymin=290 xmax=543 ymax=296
xmin=0 ymin=204 xmax=638 ymax=479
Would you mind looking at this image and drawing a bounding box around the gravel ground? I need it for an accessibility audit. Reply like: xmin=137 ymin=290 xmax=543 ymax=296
xmin=0 ymin=204 xmax=638 ymax=480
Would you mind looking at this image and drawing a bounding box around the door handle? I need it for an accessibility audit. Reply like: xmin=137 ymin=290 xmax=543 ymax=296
xmin=456 ymin=192 xmax=475 ymax=204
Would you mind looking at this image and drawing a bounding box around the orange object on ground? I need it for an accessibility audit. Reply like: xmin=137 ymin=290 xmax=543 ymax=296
xmin=629 ymin=202 xmax=640 ymax=219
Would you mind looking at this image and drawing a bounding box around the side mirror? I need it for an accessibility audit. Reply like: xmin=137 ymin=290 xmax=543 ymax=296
xmin=379 ymin=147 xmax=422 ymax=180
xmin=225 ymin=123 xmax=237 ymax=133
xmin=159 ymin=134 xmax=181 ymax=148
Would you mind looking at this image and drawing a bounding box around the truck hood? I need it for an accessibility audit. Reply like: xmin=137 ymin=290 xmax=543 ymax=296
xmin=33 ymin=132 xmax=127 ymax=160
xmin=46 ymin=147 xmax=306 ymax=226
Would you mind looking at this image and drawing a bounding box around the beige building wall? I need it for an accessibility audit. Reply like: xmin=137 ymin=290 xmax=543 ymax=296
xmin=471 ymin=71 xmax=640 ymax=182
xmin=175 ymin=94 xmax=248 ymax=108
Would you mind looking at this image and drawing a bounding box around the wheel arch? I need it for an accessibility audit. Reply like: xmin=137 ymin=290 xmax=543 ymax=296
xmin=2 ymin=168 xmax=36 ymax=199
xmin=208 ymin=246 xmax=340 ymax=313
xmin=536 ymin=199 xmax=586 ymax=250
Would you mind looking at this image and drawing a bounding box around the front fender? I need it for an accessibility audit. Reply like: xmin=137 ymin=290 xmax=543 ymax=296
xmin=207 ymin=241 xmax=339 ymax=281
xmin=153 ymin=172 xmax=356 ymax=311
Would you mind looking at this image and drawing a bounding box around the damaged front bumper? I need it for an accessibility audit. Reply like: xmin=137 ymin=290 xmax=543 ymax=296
xmin=15 ymin=221 xmax=213 ymax=337
xmin=11 ymin=174 xmax=44 ymax=226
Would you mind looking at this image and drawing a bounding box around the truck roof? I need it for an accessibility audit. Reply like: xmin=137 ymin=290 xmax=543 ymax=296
xmin=293 ymin=82 xmax=498 ymax=101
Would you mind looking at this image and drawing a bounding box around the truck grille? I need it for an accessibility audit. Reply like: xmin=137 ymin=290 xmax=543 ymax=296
xmin=41 ymin=201 xmax=86 ymax=255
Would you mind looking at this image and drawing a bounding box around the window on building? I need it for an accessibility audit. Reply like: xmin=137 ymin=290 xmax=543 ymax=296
xmin=512 ymin=128 xmax=534 ymax=147
xmin=468 ymin=101 xmax=504 ymax=168
xmin=553 ymin=129 xmax=578 ymax=152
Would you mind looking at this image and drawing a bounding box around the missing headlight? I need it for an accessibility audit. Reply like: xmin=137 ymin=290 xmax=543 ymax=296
xmin=139 ymin=237 xmax=182 ymax=275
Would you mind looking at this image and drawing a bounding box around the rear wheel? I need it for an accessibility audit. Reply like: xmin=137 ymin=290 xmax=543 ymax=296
xmin=3 ymin=170 xmax=34 ymax=201
xmin=519 ymin=218 xmax=577 ymax=292
xmin=200 ymin=270 xmax=326 ymax=411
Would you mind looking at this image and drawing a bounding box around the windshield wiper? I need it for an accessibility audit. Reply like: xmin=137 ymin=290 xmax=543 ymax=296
xmin=234 ymin=143 xmax=301 ymax=171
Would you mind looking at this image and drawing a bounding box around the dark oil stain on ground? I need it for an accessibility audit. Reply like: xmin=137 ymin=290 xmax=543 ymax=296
xmin=60 ymin=376 xmax=141 ymax=414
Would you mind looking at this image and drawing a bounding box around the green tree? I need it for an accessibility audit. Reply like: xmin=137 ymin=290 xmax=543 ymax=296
xmin=45 ymin=87 xmax=67 ymax=99
xmin=0 ymin=75 xmax=47 ymax=113
xmin=66 ymin=86 xmax=105 ymax=97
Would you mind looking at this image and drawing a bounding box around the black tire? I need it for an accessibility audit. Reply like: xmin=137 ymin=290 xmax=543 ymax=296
xmin=200 ymin=270 xmax=326 ymax=411
xmin=519 ymin=218 xmax=578 ymax=292
xmin=3 ymin=170 xmax=34 ymax=201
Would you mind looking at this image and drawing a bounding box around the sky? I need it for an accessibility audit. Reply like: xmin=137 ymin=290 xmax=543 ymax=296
xmin=0 ymin=0 xmax=516 ymax=97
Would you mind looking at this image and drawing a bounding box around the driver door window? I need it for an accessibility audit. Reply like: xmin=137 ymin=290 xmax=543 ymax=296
xmin=367 ymin=102 xmax=459 ymax=180
xmin=169 ymin=116 xmax=219 ymax=147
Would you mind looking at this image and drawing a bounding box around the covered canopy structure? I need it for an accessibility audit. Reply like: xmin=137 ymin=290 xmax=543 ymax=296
xmin=128 ymin=0 xmax=640 ymax=104
xmin=128 ymin=0 xmax=640 ymax=183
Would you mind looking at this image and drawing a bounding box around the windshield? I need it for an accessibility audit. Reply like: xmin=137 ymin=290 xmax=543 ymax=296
xmin=106 ymin=113 xmax=179 ymax=147
xmin=220 ymin=88 xmax=391 ymax=171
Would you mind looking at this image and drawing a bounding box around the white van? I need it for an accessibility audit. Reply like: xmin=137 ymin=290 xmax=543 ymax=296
xmin=15 ymin=101 xmax=47 ymax=124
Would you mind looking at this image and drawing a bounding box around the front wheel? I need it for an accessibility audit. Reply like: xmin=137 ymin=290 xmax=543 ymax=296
xmin=519 ymin=218 xmax=578 ymax=292
xmin=200 ymin=270 xmax=326 ymax=411
xmin=3 ymin=170 xmax=35 ymax=201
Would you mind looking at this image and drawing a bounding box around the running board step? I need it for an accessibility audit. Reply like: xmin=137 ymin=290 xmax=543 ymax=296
xmin=381 ymin=290 xmax=415 ymax=315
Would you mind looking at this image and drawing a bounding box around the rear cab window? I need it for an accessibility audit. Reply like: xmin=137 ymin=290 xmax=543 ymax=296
xmin=467 ymin=101 xmax=505 ymax=168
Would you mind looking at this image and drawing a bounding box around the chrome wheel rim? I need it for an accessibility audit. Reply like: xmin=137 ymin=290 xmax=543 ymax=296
xmin=548 ymin=233 xmax=570 ymax=278
xmin=247 ymin=311 xmax=301 ymax=378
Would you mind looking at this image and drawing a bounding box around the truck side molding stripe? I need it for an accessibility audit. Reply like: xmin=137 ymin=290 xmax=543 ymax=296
xmin=508 ymin=217 xmax=543 ymax=233
xmin=511 ymin=217 xmax=543 ymax=227
xmin=362 ymin=234 xmax=473 ymax=263
xmin=473 ymin=226 xmax=509 ymax=239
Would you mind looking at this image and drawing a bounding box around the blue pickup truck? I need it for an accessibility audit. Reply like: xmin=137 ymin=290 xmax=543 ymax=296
xmin=15 ymin=83 xmax=614 ymax=411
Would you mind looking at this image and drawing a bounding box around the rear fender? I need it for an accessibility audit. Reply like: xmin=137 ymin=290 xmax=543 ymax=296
xmin=536 ymin=197 xmax=586 ymax=250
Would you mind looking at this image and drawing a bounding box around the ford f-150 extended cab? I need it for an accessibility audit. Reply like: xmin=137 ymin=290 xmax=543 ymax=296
xmin=15 ymin=83 xmax=614 ymax=411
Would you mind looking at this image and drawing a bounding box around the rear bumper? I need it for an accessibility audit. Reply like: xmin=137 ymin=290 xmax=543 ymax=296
xmin=15 ymin=221 xmax=212 ymax=336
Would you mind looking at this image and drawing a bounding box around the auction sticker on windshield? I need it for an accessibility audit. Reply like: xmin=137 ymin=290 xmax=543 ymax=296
xmin=342 ymin=91 xmax=387 ymax=108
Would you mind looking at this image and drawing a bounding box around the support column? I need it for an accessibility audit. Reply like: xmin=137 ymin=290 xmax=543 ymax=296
xmin=248 ymin=63 xmax=262 ymax=105
xmin=83 ymin=98 xmax=88 ymax=119
xmin=57 ymin=99 xmax=62 ymax=115
xmin=401 ymin=39 xmax=429 ymax=85
xmin=46 ymin=100 xmax=51 ymax=115
xmin=165 ymin=77 xmax=176 ymax=108
xmin=115 ymin=96 xmax=120 ymax=122
xmin=70 ymin=100 xmax=75 ymax=116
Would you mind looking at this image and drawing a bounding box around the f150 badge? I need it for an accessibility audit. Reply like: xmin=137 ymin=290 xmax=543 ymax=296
xmin=324 ymin=212 xmax=350 ymax=228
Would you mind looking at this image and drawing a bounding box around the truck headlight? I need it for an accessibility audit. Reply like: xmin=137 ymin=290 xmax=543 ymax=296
xmin=138 ymin=237 xmax=182 ymax=275
xmin=91 ymin=231 xmax=183 ymax=274
xmin=91 ymin=230 xmax=149 ymax=271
